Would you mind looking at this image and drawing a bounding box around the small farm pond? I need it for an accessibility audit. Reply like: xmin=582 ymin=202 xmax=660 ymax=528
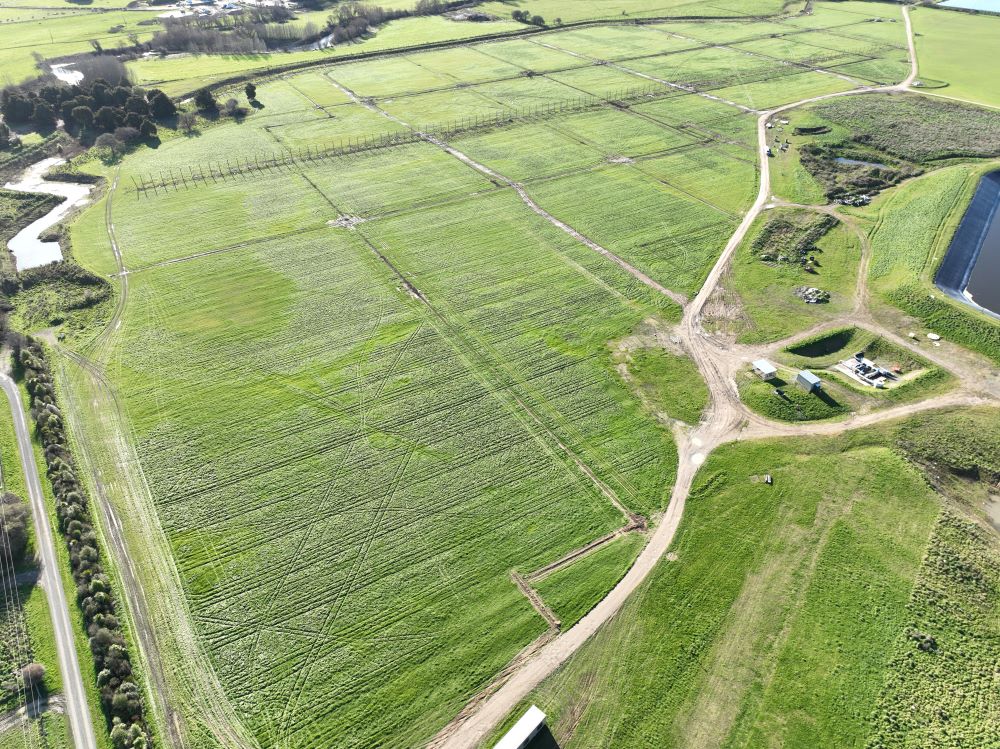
xmin=938 ymin=0 xmax=1000 ymax=11
xmin=935 ymin=170 xmax=1000 ymax=318
xmin=835 ymin=157 xmax=889 ymax=169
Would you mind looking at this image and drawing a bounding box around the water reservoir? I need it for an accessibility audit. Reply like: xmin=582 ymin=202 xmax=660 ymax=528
xmin=934 ymin=170 xmax=1000 ymax=319
xmin=938 ymin=0 xmax=1000 ymax=12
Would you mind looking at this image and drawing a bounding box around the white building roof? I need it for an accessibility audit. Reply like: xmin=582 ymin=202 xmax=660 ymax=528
xmin=752 ymin=359 xmax=777 ymax=375
xmin=798 ymin=370 xmax=821 ymax=385
xmin=494 ymin=705 xmax=546 ymax=749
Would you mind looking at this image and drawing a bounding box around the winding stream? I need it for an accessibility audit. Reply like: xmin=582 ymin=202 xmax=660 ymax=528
xmin=4 ymin=158 xmax=93 ymax=271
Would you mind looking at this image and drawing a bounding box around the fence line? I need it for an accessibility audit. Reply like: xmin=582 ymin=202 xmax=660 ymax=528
xmin=130 ymin=83 xmax=684 ymax=196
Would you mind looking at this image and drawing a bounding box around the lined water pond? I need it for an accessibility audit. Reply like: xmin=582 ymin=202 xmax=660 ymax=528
xmin=935 ymin=170 xmax=1000 ymax=318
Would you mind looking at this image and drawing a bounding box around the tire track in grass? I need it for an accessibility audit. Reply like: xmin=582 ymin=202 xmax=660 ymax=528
xmin=429 ymin=8 xmax=993 ymax=747
xmin=327 ymin=76 xmax=688 ymax=308
xmin=274 ymin=447 xmax=415 ymax=744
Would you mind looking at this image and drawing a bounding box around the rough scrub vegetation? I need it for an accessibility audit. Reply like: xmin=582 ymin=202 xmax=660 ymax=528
xmin=867 ymin=512 xmax=1000 ymax=749
xmin=800 ymin=94 xmax=1000 ymax=201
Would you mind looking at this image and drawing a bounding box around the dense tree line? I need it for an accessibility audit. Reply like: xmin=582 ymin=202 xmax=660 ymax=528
xmin=15 ymin=337 xmax=151 ymax=749
xmin=511 ymin=9 xmax=546 ymax=25
xmin=149 ymin=0 xmax=464 ymax=53
xmin=1 ymin=73 xmax=175 ymax=147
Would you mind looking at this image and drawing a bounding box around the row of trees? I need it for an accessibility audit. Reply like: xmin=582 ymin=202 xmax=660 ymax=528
xmin=16 ymin=338 xmax=151 ymax=749
xmin=511 ymin=9 xmax=547 ymax=26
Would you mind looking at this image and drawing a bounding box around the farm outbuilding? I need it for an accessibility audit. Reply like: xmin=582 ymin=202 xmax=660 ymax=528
xmin=495 ymin=705 xmax=547 ymax=749
xmin=796 ymin=370 xmax=822 ymax=392
xmin=753 ymin=359 xmax=778 ymax=380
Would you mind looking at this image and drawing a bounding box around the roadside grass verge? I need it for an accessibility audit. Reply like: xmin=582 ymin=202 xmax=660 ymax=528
xmin=617 ymin=345 xmax=708 ymax=425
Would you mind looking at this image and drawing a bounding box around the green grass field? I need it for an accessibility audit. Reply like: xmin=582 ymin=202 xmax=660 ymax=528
xmin=0 ymin=9 xmax=161 ymax=85
xmin=618 ymin=345 xmax=708 ymax=425
xmin=533 ymin=533 xmax=645 ymax=629
xmin=10 ymin=2 xmax=998 ymax=747
xmin=712 ymin=208 xmax=861 ymax=344
xmin=911 ymin=6 xmax=1000 ymax=109
xmin=497 ymin=430 xmax=943 ymax=748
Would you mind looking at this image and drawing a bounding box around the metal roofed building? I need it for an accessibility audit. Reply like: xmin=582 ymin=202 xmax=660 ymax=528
xmin=494 ymin=705 xmax=547 ymax=749
xmin=796 ymin=370 xmax=822 ymax=392
xmin=752 ymin=359 xmax=778 ymax=381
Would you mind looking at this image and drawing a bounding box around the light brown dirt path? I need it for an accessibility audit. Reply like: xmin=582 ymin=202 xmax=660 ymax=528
xmin=431 ymin=7 xmax=998 ymax=748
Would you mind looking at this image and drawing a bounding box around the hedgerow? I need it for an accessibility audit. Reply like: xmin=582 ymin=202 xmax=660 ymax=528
xmin=14 ymin=337 xmax=151 ymax=749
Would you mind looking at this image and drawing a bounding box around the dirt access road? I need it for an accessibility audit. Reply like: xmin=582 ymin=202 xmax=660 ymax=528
xmin=0 ymin=373 xmax=97 ymax=749
xmin=431 ymin=6 xmax=1000 ymax=748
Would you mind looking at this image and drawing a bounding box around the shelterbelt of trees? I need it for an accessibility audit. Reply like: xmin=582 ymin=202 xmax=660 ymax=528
xmin=15 ymin=336 xmax=151 ymax=749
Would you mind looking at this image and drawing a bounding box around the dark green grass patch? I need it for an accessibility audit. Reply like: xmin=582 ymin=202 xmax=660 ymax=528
xmin=868 ymin=512 xmax=1000 ymax=749
xmin=785 ymin=325 xmax=869 ymax=360
xmin=622 ymin=346 xmax=708 ymax=425
xmin=533 ymin=533 xmax=645 ymax=629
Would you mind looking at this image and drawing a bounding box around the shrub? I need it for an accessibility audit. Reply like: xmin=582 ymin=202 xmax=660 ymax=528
xmin=0 ymin=492 xmax=29 ymax=565
xmin=113 ymin=126 xmax=141 ymax=145
xmin=194 ymin=87 xmax=218 ymax=112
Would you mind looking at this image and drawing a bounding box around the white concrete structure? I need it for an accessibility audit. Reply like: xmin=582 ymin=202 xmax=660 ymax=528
xmin=752 ymin=359 xmax=777 ymax=380
xmin=494 ymin=705 xmax=546 ymax=749
xmin=836 ymin=355 xmax=895 ymax=389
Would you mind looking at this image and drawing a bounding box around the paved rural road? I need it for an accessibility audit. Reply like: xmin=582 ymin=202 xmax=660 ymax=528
xmin=0 ymin=373 xmax=97 ymax=749
xmin=431 ymin=6 xmax=977 ymax=748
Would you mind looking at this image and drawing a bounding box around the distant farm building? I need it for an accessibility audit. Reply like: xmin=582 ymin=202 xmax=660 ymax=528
xmin=796 ymin=370 xmax=822 ymax=392
xmin=495 ymin=705 xmax=547 ymax=749
xmin=753 ymin=359 xmax=778 ymax=381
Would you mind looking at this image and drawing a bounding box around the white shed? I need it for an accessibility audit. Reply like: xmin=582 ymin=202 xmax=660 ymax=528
xmin=752 ymin=359 xmax=778 ymax=381
xmin=494 ymin=705 xmax=547 ymax=749
xmin=796 ymin=370 xmax=822 ymax=392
